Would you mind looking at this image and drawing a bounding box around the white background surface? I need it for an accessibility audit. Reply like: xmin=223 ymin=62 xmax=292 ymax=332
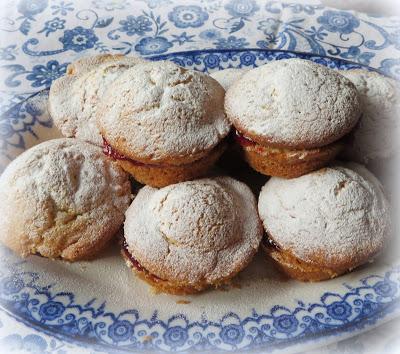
xmin=294 ymin=0 xmax=399 ymax=16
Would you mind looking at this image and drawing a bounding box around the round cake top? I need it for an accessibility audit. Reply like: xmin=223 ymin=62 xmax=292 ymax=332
xmin=258 ymin=163 xmax=390 ymax=269
xmin=0 ymin=138 xmax=131 ymax=260
xmin=210 ymin=68 xmax=250 ymax=90
xmin=97 ymin=61 xmax=230 ymax=165
xmin=340 ymin=69 xmax=400 ymax=163
xmin=49 ymin=55 xmax=144 ymax=146
xmin=225 ymin=59 xmax=362 ymax=149
xmin=124 ymin=177 xmax=263 ymax=284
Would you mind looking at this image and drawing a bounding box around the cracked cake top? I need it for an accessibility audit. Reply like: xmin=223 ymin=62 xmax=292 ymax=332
xmin=124 ymin=177 xmax=263 ymax=284
xmin=258 ymin=162 xmax=391 ymax=269
xmin=49 ymin=54 xmax=145 ymax=146
xmin=97 ymin=61 xmax=231 ymax=165
xmin=0 ymin=138 xmax=131 ymax=261
xmin=225 ymin=59 xmax=362 ymax=149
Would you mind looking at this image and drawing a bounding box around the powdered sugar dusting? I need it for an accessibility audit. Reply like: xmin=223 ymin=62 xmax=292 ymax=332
xmin=124 ymin=177 xmax=263 ymax=284
xmin=225 ymin=59 xmax=361 ymax=149
xmin=340 ymin=69 xmax=400 ymax=163
xmin=98 ymin=61 xmax=230 ymax=165
xmin=0 ymin=138 xmax=131 ymax=260
xmin=258 ymin=162 xmax=390 ymax=268
xmin=49 ymin=55 xmax=144 ymax=146
xmin=66 ymin=54 xmax=129 ymax=75
xmin=210 ymin=68 xmax=250 ymax=90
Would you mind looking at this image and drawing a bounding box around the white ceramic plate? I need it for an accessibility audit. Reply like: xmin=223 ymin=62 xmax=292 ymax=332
xmin=0 ymin=49 xmax=399 ymax=353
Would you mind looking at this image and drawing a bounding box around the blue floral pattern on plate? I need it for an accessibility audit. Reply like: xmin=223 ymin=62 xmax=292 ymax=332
xmin=0 ymin=261 xmax=398 ymax=352
xmin=1 ymin=0 xmax=400 ymax=98
xmin=1 ymin=333 xmax=50 ymax=353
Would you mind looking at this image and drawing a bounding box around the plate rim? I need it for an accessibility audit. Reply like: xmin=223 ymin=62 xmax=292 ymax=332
xmin=1 ymin=264 xmax=399 ymax=353
xmin=150 ymin=47 xmax=392 ymax=78
xmin=1 ymin=301 xmax=400 ymax=354
xmin=1 ymin=48 xmax=399 ymax=353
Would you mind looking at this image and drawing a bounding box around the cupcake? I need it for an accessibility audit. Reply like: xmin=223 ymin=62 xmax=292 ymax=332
xmin=49 ymin=54 xmax=145 ymax=146
xmin=340 ymin=69 xmax=400 ymax=164
xmin=98 ymin=61 xmax=231 ymax=187
xmin=225 ymin=59 xmax=362 ymax=178
xmin=258 ymin=163 xmax=391 ymax=281
xmin=0 ymin=138 xmax=131 ymax=261
xmin=210 ymin=68 xmax=250 ymax=90
xmin=123 ymin=177 xmax=263 ymax=294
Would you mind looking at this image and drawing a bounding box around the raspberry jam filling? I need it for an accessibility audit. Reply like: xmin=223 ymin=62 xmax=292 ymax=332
xmin=103 ymin=137 xmax=128 ymax=161
xmin=122 ymin=239 xmax=162 ymax=282
xmin=102 ymin=138 xmax=161 ymax=168
xmin=234 ymin=130 xmax=256 ymax=147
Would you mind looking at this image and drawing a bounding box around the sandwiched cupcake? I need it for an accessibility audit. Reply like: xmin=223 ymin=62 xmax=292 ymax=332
xmin=210 ymin=68 xmax=250 ymax=90
xmin=49 ymin=54 xmax=145 ymax=146
xmin=98 ymin=61 xmax=231 ymax=187
xmin=340 ymin=69 xmax=400 ymax=165
xmin=258 ymin=163 xmax=391 ymax=281
xmin=0 ymin=138 xmax=131 ymax=261
xmin=122 ymin=177 xmax=263 ymax=294
xmin=225 ymin=59 xmax=362 ymax=178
